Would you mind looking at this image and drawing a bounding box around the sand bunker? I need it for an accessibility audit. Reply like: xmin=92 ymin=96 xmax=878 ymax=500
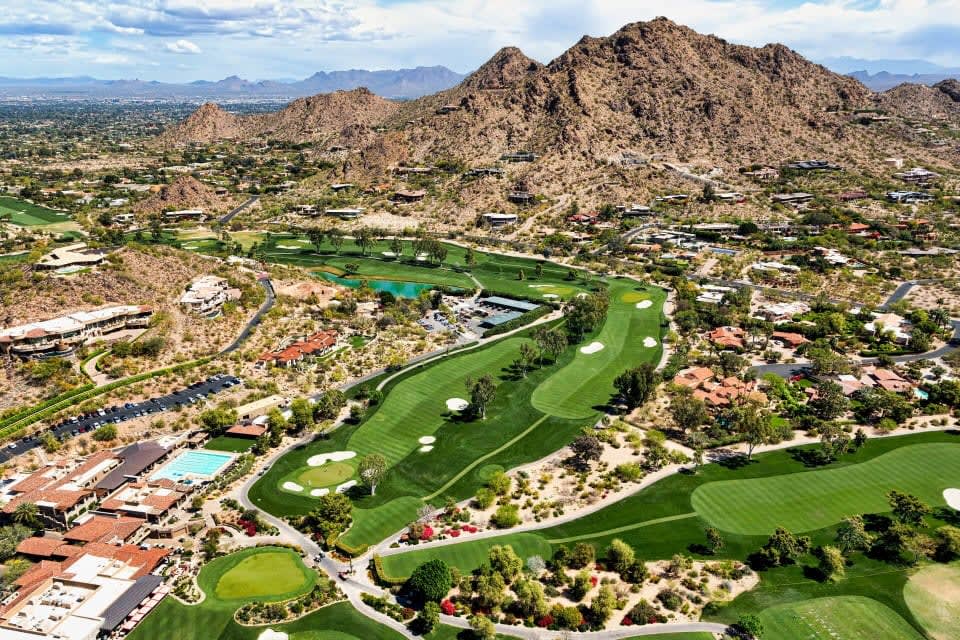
xmin=419 ymin=445 xmax=434 ymax=453
xmin=446 ymin=398 xmax=469 ymax=411
xmin=336 ymin=480 xmax=358 ymax=494
xmin=307 ymin=451 xmax=356 ymax=467
xmin=576 ymin=292 xmax=589 ymax=298
xmin=643 ymin=337 xmax=657 ymax=348
xmin=580 ymin=341 xmax=604 ymax=354
xmin=635 ymin=300 xmax=653 ymax=309
xmin=310 ymin=488 xmax=330 ymax=497
xmin=258 ymin=630 xmax=288 ymax=640
xmin=945 ymin=488 xmax=960 ymax=510
xmin=418 ymin=436 xmax=436 ymax=445
xmin=543 ymin=293 xmax=560 ymax=299
xmin=277 ymin=244 xmax=302 ymax=249
xmin=382 ymin=251 xmax=397 ymax=257
xmin=282 ymin=481 xmax=303 ymax=493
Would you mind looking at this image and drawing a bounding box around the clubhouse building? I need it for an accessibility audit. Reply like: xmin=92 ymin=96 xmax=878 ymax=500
xmin=0 ymin=306 xmax=153 ymax=359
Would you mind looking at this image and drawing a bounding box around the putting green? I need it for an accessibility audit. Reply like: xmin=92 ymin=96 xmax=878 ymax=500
xmin=297 ymin=462 xmax=355 ymax=488
xmin=903 ymin=563 xmax=960 ymax=640
xmin=758 ymin=596 xmax=924 ymax=639
xmin=692 ymin=443 xmax=960 ymax=535
xmin=214 ymin=549 xmax=314 ymax=600
xmin=531 ymin=280 xmax=665 ymax=419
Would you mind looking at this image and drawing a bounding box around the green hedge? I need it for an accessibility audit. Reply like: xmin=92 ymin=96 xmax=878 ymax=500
xmin=371 ymin=554 xmax=407 ymax=586
xmin=334 ymin=536 xmax=369 ymax=558
xmin=482 ymin=304 xmax=553 ymax=338
xmin=0 ymin=384 xmax=95 ymax=432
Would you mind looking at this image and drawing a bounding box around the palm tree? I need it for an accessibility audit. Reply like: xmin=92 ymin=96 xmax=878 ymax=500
xmin=13 ymin=502 xmax=39 ymax=527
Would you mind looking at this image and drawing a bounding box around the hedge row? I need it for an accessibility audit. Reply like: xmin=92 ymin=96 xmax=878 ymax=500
xmin=333 ymin=536 xmax=369 ymax=558
xmin=0 ymin=383 xmax=96 ymax=432
xmin=371 ymin=554 xmax=407 ymax=586
xmin=482 ymin=304 xmax=553 ymax=338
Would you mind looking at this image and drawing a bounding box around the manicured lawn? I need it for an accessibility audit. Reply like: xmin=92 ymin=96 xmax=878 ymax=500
xmin=620 ymin=634 xmax=716 ymax=640
xmin=129 ymin=547 xmax=317 ymax=640
xmin=757 ymin=596 xmax=925 ymax=640
xmin=380 ymin=533 xmax=553 ymax=580
xmin=903 ymin=562 xmax=960 ymax=640
xmin=212 ymin=548 xmax=314 ymax=600
xmin=531 ymin=280 xmax=666 ymax=419
xmin=692 ymin=443 xmax=960 ymax=534
xmin=205 ymin=436 xmax=254 ymax=452
xmin=297 ymin=461 xmax=355 ymax=488
xmin=0 ymin=195 xmax=71 ymax=226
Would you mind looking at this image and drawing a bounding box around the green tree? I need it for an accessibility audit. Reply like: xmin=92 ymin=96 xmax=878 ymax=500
xmin=354 ymin=227 xmax=374 ymax=255
xmin=12 ymin=502 xmax=40 ymax=527
xmin=417 ymin=601 xmax=440 ymax=633
xmin=613 ymin=363 xmax=660 ymax=408
xmin=756 ymin=527 xmax=810 ymax=567
xmin=41 ymin=431 xmax=61 ymax=453
xmin=464 ymin=247 xmax=476 ymax=267
xmin=589 ymin=585 xmax=617 ymax=626
xmin=0 ymin=524 xmax=32 ymax=561
xmin=570 ymin=570 xmax=591 ymax=601
xmin=488 ymin=545 xmax=523 ymax=582
xmin=568 ymin=435 xmax=603 ymax=471
xmin=934 ymin=525 xmax=960 ymax=561
xmin=390 ymin=236 xmax=403 ymax=257
xmin=488 ymin=471 xmax=511 ymax=496
xmin=888 ymin=490 xmax=931 ymax=526
xmin=512 ymin=578 xmax=549 ymax=618
xmin=469 ymin=615 xmax=496 ymax=640
xmin=568 ymin=542 xmax=595 ymax=569
xmin=809 ymin=380 xmax=849 ymax=420
xmin=474 ymin=572 xmax=506 ymax=609
xmin=357 ymin=453 xmax=387 ymax=496
xmin=735 ymin=614 xmax=764 ymax=639
xmin=516 ymin=342 xmax=537 ymax=378
xmin=290 ymin=397 xmax=314 ymax=431
xmin=816 ymin=545 xmax=845 ymax=581
xmin=605 ymin=538 xmax=635 ymax=575
xmin=300 ymin=493 xmax=353 ymax=539
xmin=466 ymin=374 xmax=497 ymax=419
xmin=199 ymin=407 xmax=237 ymax=436
xmin=307 ymin=227 xmax=325 ymax=253
xmin=705 ymin=527 xmax=725 ymax=554
xmin=835 ymin=515 xmax=873 ymax=554
xmin=328 ymin=227 xmax=345 ymax=254
xmin=731 ymin=399 xmax=774 ymax=460
xmin=407 ymin=559 xmax=452 ymax=603
xmin=313 ymin=389 xmax=347 ymax=420
xmin=670 ymin=391 xmax=708 ymax=432
xmin=92 ymin=424 xmax=118 ymax=442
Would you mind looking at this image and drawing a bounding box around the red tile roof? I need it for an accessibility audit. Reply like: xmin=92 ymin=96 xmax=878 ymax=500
xmin=64 ymin=515 xmax=144 ymax=544
xmin=226 ymin=424 xmax=267 ymax=438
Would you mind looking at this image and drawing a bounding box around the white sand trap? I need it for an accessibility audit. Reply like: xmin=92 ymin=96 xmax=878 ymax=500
xmin=543 ymin=293 xmax=560 ymax=299
xmin=945 ymin=488 xmax=960 ymax=510
xmin=580 ymin=341 xmax=604 ymax=354
xmin=635 ymin=300 xmax=653 ymax=309
xmin=282 ymin=482 xmax=304 ymax=493
xmin=382 ymin=251 xmax=397 ymax=257
xmin=258 ymin=630 xmax=288 ymax=640
xmin=643 ymin=337 xmax=658 ymax=348
xmin=182 ymin=244 xmax=200 ymax=250
xmin=576 ymin=292 xmax=589 ymax=298
xmin=415 ymin=253 xmax=428 ymax=261
xmin=446 ymin=398 xmax=469 ymax=411
xmin=336 ymin=480 xmax=357 ymax=494
xmin=310 ymin=488 xmax=330 ymax=497
xmin=419 ymin=445 xmax=434 ymax=453
xmin=528 ymin=284 xmax=550 ymax=289
xmin=418 ymin=436 xmax=436 ymax=444
xmin=277 ymin=244 xmax=302 ymax=249
xmin=307 ymin=451 xmax=356 ymax=467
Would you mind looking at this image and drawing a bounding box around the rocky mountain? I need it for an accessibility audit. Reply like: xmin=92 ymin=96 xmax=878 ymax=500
xmin=877 ymin=79 xmax=960 ymax=121
xmin=133 ymin=176 xmax=233 ymax=215
xmin=384 ymin=18 xmax=873 ymax=169
xmin=159 ymin=88 xmax=399 ymax=145
xmin=290 ymin=67 xmax=465 ymax=99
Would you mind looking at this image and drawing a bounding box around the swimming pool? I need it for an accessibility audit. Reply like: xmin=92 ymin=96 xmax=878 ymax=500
xmin=150 ymin=450 xmax=236 ymax=483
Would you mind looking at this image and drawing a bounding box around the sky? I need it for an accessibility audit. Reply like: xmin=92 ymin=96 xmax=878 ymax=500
xmin=1 ymin=0 xmax=959 ymax=81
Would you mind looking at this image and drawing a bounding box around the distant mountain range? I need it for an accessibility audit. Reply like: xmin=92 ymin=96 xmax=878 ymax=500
xmin=847 ymin=70 xmax=960 ymax=92
xmin=0 ymin=67 xmax=466 ymax=100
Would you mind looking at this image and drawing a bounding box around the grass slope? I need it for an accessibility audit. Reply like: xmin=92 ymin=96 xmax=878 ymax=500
xmin=903 ymin=562 xmax=960 ymax=640
xmin=532 ymin=281 xmax=665 ymax=419
xmin=0 ymin=195 xmax=70 ymax=226
xmin=692 ymin=443 xmax=960 ymax=534
xmin=205 ymin=436 xmax=254 ymax=452
xmin=758 ymin=596 xmax=925 ymax=640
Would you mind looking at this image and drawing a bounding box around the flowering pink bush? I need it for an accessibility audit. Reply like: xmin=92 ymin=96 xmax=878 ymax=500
xmin=421 ymin=526 xmax=434 ymax=540
xmin=440 ymin=600 xmax=456 ymax=615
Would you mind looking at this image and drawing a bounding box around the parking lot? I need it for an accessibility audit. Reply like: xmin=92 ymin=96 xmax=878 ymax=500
xmin=0 ymin=374 xmax=241 ymax=462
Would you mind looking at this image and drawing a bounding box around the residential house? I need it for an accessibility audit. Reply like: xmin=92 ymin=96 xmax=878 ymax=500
xmin=771 ymin=331 xmax=809 ymax=349
xmin=508 ymin=191 xmax=534 ymax=205
xmin=744 ymin=167 xmax=779 ymax=182
xmin=325 ymin=208 xmax=364 ymax=220
xmin=257 ymin=329 xmax=339 ymax=368
xmin=500 ymin=151 xmax=537 ymax=163
xmin=225 ymin=424 xmax=268 ymax=439
xmin=708 ymin=326 xmax=746 ymax=350
xmin=771 ymin=192 xmax=814 ymax=206
xmin=99 ymin=480 xmax=190 ymax=524
xmin=838 ymin=189 xmax=869 ymax=202
xmin=785 ymin=160 xmax=841 ymax=171
xmin=179 ymin=275 xmax=241 ymax=316
xmin=0 ymin=306 xmax=152 ymax=359
xmin=895 ymin=167 xmax=940 ymax=184
xmin=753 ymin=301 xmax=810 ymax=323
xmin=162 ymin=209 xmax=205 ymax=222
xmin=482 ymin=213 xmax=518 ymax=227
xmin=393 ymin=189 xmax=426 ymax=203
xmin=864 ymin=312 xmax=912 ymax=345
xmin=35 ymin=243 xmax=108 ymax=271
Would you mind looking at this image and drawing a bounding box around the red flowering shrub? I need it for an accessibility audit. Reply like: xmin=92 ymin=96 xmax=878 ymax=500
xmin=440 ymin=600 xmax=455 ymax=615
xmin=421 ymin=526 xmax=434 ymax=540
xmin=536 ymin=615 xmax=554 ymax=628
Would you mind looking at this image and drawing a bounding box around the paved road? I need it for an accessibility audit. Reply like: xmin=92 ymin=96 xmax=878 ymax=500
xmin=221 ymin=276 xmax=275 ymax=355
xmin=0 ymin=374 xmax=241 ymax=462
xmin=219 ymin=196 xmax=259 ymax=224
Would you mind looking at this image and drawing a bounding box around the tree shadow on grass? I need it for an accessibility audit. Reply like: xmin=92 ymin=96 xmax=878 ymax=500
xmin=934 ymin=507 xmax=960 ymax=526
xmin=708 ymin=449 xmax=756 ymax=470
xmin=788 ymin=448 xmax=834 ymax=468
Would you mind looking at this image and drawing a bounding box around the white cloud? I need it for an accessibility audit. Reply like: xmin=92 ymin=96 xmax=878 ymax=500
xmin=164 ymin=38 xmax=202 ymax=54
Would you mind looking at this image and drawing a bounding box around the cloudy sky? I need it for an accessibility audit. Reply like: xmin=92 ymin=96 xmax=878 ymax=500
xmin=2 ymin=0 xmax=959 ymax=81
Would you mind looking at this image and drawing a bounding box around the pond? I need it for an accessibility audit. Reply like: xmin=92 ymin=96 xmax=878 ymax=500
xmin=315 ymin=271 xmax=434 ymax=298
